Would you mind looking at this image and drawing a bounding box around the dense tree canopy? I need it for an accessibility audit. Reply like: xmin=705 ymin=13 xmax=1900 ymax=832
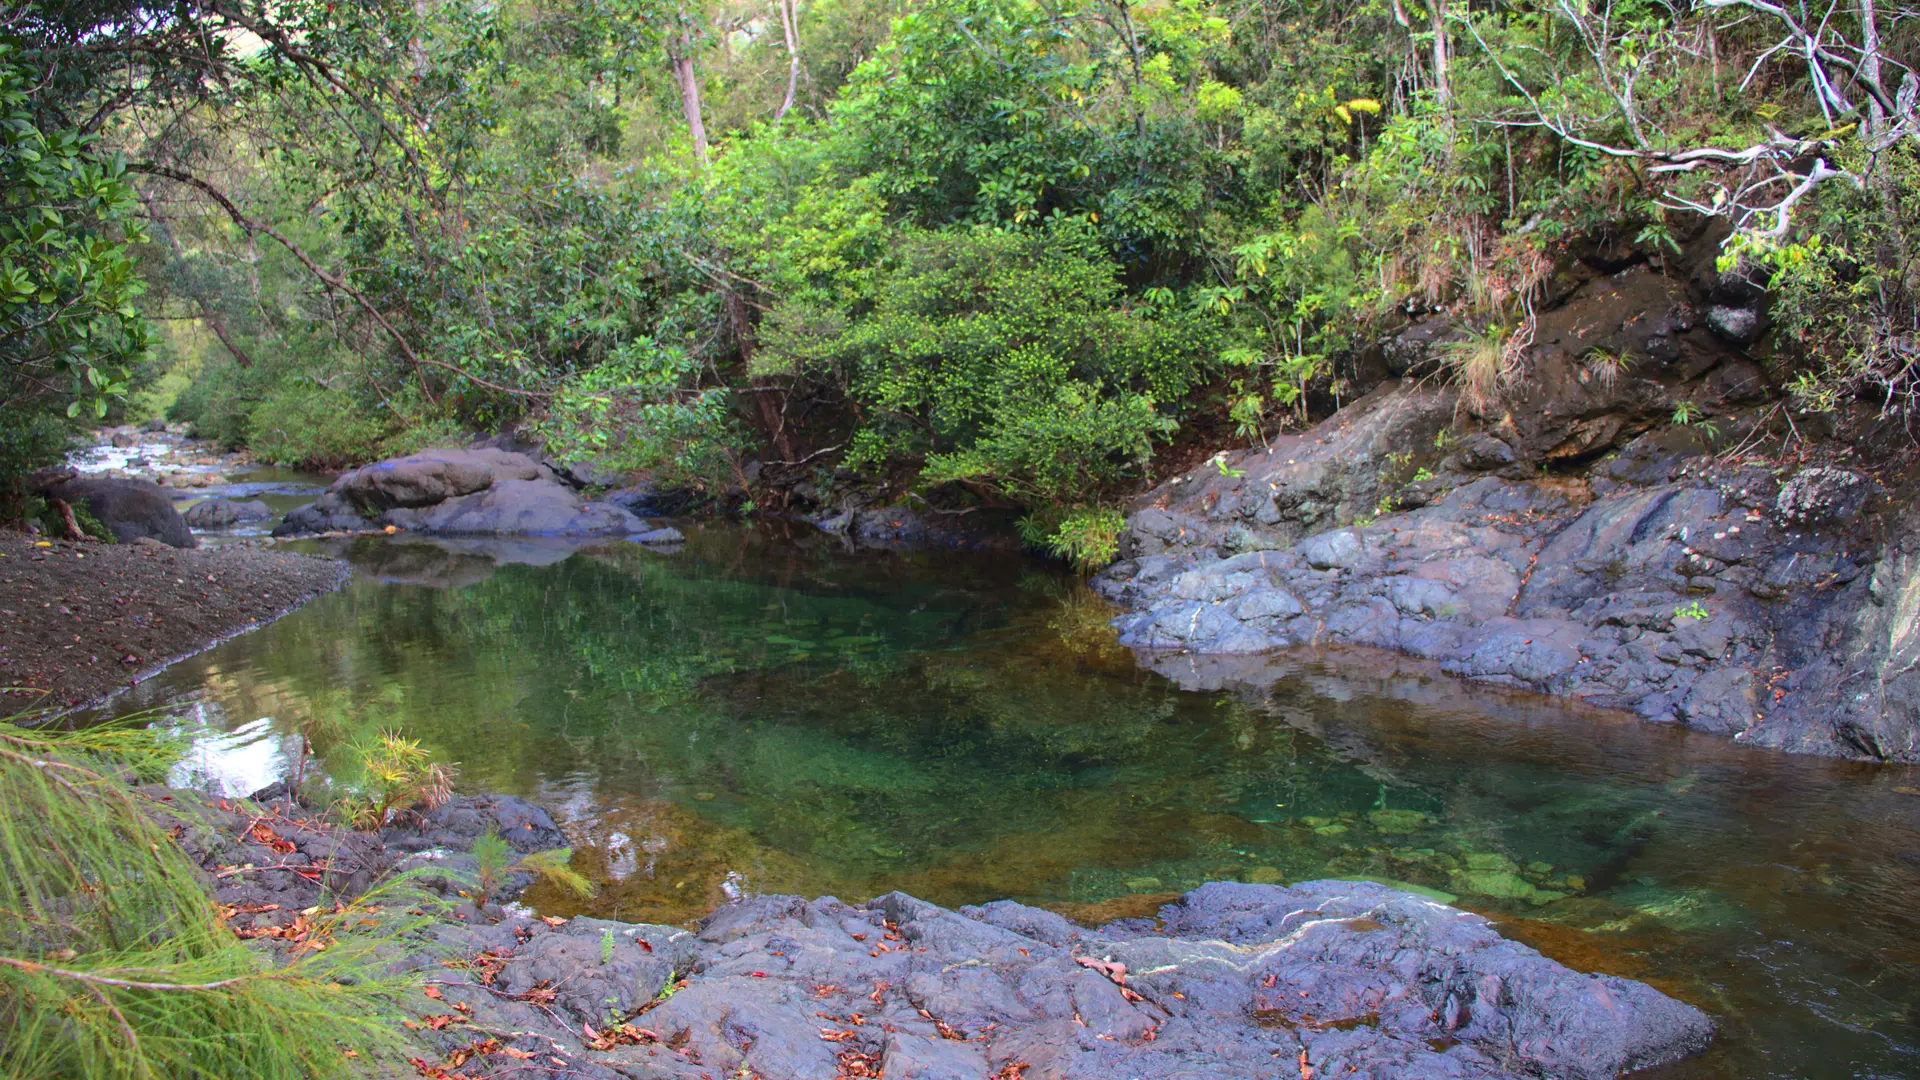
xmin=3 ymin=0 xmax=1916 ymax=548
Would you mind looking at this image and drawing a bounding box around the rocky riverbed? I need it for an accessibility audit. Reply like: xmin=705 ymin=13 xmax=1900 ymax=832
xmin=160 ymin=784 xmax=1715 ymax=1080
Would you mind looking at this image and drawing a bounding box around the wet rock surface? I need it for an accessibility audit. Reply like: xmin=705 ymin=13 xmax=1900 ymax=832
xmin=157 ymin=788 xmax=1713 ymax=1080
xmin=274 ymin=448 xmax=658 ymax=538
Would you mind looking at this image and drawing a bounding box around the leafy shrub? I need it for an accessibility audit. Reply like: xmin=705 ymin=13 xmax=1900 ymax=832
xmin=769 ymin=219 xmax=1208 ymax=505
xmin=0 ymin=407 xmax=75 ymax=525
xmin=1017 ymin=505 xmax=1128 ymax=572
xmin=533 ymin=339 xmax=744 ymax=492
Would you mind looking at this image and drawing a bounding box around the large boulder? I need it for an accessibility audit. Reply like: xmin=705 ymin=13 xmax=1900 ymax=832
xmin=275 ymin=448 xmax=650 ymax=537
xmin=43 ymin=477 xmax=194 ymax=548
xmin=183 ymin=498 xmax=273 ymax=529
xmin=386 ymin=478 xmax=645 ymax=536
xmin=334 ymin=448 xmax=552 ymax=513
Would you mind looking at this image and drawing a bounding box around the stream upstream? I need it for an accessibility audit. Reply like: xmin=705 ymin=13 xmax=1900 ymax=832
xmin=101 ymin=485 xmax=1920 ymax=1078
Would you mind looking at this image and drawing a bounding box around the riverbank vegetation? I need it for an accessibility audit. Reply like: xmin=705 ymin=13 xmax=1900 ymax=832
xmin=3 ymin=0 xmax=1915 ymax=552
xmin=0 ymin=713 xmax=418 ymax=1078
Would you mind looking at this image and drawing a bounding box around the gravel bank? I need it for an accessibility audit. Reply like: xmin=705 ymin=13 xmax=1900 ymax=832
xmin=0 ymin=533 xmax=347 ymax=710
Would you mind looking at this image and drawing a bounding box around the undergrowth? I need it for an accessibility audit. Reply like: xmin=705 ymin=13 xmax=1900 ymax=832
xmin=0 ymin=709 xmax=432 ymax=1080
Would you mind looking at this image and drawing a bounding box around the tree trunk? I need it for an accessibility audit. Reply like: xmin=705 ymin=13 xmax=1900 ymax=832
xmin=668 ymin=25 xmax=710 ymax=166
xmin=1429 ymin=0 xmax=1452 ymax=120
xmin=726 ymin=290 xmax=797 ymax=462
xmin=775 ymin=0 xmax=801 ymax=120
xmin=1858 ymin=0 xmax=1888 ymax=138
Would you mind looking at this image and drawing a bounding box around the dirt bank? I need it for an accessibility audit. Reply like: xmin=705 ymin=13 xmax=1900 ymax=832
xmin=0 ymin=533 xmax=348 ymax=710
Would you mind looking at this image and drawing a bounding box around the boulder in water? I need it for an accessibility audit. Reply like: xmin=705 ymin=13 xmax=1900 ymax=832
xmin=334 ymin=448 xmax=553 ymax=513
xmin=276 ymin=448 xmax=649 ymax=537
xmin=387 ymin=478 xmax=645 ymax=536
xmin=184 ymin=498 xmax=274 ymax=529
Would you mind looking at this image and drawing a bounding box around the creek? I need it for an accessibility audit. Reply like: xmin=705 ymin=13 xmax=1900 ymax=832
xmin=108 ymin=515 xmax=1920 ymax=1079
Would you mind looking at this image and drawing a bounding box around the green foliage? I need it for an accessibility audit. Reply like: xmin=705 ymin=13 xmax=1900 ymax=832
xmin=0 ymin=45 xmax=149 ymax=425
xmin=768 ymin=220 xmax=1204 ymax=504
xmin=534 ymin=340 xmax=743 ymax=491
xmin=474 ymin=826 xmax=596 ymax=900
xmin=1674 ymin=601 xmax=1710 ymax=622
xmin=0 ymin=714 xmax=418 ymax=1080
xmin=339 ymin=730 xmax=457 ymax=832
xmin=17 ymin=0 xmax=1914 ymax=527
xmin=1439 ymin=324 xmax=1513 ymax=412
xmin=0 ymin=406 xmax=75 ymax=524
xmin=1017 ymin=505 xmax=1127 ymax=572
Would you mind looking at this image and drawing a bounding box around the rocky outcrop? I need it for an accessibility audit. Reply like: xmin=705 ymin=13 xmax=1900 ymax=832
xmin=1091 ymin=246 xmax=1920 ymax=762
xmin=400 ymin=880 xmax=1711 ymax=1080
xmin=42 ymin=477 xmax=195 ymax=548
xmin=183 ymin=498 xmax=273 ymax=529
xmin=161 ymin=784 xmax=1713 ymax=1080
xmin=1095 ymin=378 xmax=1911 ymax=759
xmin=274 ymin=448 xmax=657 ymax=538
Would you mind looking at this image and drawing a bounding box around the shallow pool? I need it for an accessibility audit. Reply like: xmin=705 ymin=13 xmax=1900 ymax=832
xmin=110 ymin=523 xmax=1920 ymax=1078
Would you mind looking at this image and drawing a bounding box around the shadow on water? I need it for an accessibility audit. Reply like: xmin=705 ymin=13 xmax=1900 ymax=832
xmin=106 ymin=522 xmax=1920 ymax=1079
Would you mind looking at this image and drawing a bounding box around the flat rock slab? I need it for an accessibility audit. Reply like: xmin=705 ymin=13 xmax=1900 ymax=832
xmin=414 ymin=881 xmax=1712 ymax=1080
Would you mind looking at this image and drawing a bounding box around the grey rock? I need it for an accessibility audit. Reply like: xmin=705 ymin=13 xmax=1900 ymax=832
xmin=1776 ymin=467 xmax=1872 ymax=525
xmin=411 ymin=881 xmax=1710 ymax=1080
xmin=604 ymin=480 xmax=701 ymax=517
xmin=44 ymin=477 xmax=194 ymax=548
xmin=334 ymin=448 xmax=552 ymax=513
xmin=391 ymin=479 xmax=647 ymax=536
xmin=273 ymin=491 xmax=376 ymax=537
xmin=184 ymin=498 xmax=273 ymax=529
xmin=1705 ymin=304 xmax=1765 ymax=345
xmin=382 ymin=794 xmax=568 ymax=855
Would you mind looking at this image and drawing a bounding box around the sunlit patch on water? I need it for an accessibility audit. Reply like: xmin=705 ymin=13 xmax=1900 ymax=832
xmin=163 ymin=707 xmax=295 ymax=797
xmin=106 ymin=523 xmax=1920 ymax=1079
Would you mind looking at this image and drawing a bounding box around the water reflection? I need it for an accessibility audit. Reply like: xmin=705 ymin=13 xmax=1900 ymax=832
xmin=108 ymin=523 xmax=1920 ymax=1079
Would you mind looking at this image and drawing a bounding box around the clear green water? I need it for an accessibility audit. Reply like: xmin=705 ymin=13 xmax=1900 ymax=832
xmin=111 ymin=524 xmax=1920 ymax=1079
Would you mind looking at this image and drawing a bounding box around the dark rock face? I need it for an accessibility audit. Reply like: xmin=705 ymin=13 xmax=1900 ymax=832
xmin=44 ymin=477 xmax=194 ymax=548
xmin=381 ymin=792 xmax=568 ymax=855
xmin=405 ymin=881 xmax=1711 ymax=1080
xmin=810 ymin=503 xmax=1024 ymax=551
xmin=604 ymin=480 xmax=703 ymax=517
xmin=183 ymin=498 xmax=273 ymax=529
xmin=274 ymin=490 xmax=372 ymax=536
xmin=1095 ymin=364 xmax=1912 ymax=759
xmin=274 ymin=448 xmax=651 ymax=538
